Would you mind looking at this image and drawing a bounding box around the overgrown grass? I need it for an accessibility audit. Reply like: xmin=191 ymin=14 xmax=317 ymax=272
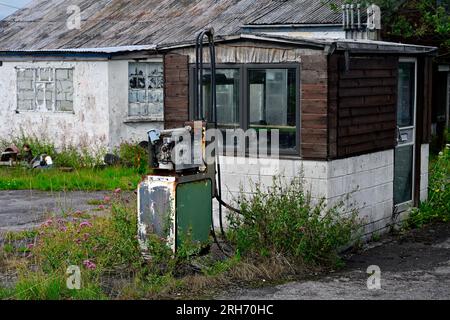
xmin=408 ymin=144 xmax=450 ymax=228
xmin=0 ymin=192 xmax=235 ymax=300
xmin=0 ymin=176 xmax=362 ymax=300
xmin=0 ymin=135 xmax=149 ymax=192
xmin=0 ymin=167 xmax=142 ymax=192
xmin=1 ymin=135 xmax=106 ymax=169
xmin=0 ymin=192 xmax=147 ymax=300
xmin=228 ymin=176 xmax=361 ymax=268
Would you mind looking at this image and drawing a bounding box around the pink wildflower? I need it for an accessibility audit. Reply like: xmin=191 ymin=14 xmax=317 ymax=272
xmin=83 ymin=260 xmax=97 ymax=270
xmin=104 ymin=196 xmax=111 ymax=203
xmin=79 ymin=221 xmax=93 ymax=228
xmin=114 ymin=188 xmax=122 ymax=194
xmin=98 ymin=205 xmax=105 ymax=210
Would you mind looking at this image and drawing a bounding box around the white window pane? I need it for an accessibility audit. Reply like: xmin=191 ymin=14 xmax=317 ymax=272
xmin=55 ymin=69 xmax=74 ymax=112
xmin=17 ymin=68 xmax=35 ymax=111
xmin=128 ymin=62 xmax=164 ymax=117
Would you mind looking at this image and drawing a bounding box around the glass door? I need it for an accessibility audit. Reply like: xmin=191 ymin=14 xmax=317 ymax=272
xmin=394 ymin=59 xmax=417 ymax=212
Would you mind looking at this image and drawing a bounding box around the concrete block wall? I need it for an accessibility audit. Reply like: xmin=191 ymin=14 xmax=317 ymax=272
xmin=214 ymin=149 xmax=395 ymax=236
xmin=420 ymin=144 xmax=430 ymax=203
xmin=213 ymin=156 xmax=329 ymax=229
xmin=327 ymin=150 xmax=394 ymax=236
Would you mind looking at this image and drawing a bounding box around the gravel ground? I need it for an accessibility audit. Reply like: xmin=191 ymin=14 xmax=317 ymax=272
xmin=223 ymin=223 xmax=450 ymax=300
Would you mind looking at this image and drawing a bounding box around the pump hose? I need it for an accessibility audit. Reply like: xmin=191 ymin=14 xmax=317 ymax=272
xmin=196 ymin=28 xmax=242 ymax=258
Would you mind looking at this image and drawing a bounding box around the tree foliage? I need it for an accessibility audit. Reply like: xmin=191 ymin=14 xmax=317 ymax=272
xmin=330 ymin=0 xmax=450 ymax=51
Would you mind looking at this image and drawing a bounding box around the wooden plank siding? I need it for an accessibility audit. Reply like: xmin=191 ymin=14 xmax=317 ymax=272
xmin=301 ymin=55 xmax=329 ymax=159
xmin=164 ymin=53 xmax=190 ymax=129
xmin=329 ymin=54 xmax=399 ymax=159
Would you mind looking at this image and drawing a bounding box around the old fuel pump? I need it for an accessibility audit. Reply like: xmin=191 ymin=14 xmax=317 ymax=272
xmin=137 ymin=28 xmax=223 ymax=257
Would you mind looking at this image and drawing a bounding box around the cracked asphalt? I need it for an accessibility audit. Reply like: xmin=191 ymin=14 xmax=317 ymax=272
xmin=224 ymin=223 xmax=450 ymax=300
xmin=0 ymin=190 xmax=110 ymax=234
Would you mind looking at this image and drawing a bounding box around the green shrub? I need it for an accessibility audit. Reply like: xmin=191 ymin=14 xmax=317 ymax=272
xmin=54 ymin=146 xmax=79 ymax=168
xmin=55 ymin=146 xmax=106 ymax=169
xmin=115 ymin=142 xmax=149 ymax=174
xmin=228 ymin=176 xmax=360 ymax=267
xmin=409 ymin=145 xmax=450 ymax=227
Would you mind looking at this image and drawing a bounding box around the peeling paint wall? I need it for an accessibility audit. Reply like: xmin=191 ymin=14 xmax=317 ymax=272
xmin=0 ymin=59 xmax=165 ymax=151
xmin=0 ymin=60 xmax=110 ymax=151
xmin=108 ymin=60 xmax=164 ymax=148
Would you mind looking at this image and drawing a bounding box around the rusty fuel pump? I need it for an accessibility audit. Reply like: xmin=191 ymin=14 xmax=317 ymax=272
xmin=137 ymin=28 xmax=232 ymax=258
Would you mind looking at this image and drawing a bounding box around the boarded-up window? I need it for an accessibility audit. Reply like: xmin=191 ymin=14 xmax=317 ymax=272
xmin=16 ymin=67 xmax=74 ymax=112
xmin=129 ymin=62 xmax=164 ymax=118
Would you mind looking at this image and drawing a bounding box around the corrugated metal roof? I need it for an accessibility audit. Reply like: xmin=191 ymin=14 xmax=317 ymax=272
xmin=246 ymin=0 xmax=344 ymax=25
xmin=0 ymin=0 xmax=344 ymax=50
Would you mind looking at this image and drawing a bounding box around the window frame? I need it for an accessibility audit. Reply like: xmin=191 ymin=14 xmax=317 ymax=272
xmin=189 ymin=63 xmax=301 ymax=156
xmin=127 ymin=60 xmax=165 ymax=120
xmin=15 ymin=67 xmax=75 ymax=114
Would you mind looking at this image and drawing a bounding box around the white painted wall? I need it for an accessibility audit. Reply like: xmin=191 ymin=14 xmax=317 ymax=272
xmin=327 ymin=150 xmax=394 ymax=237
xmin=108 ymin=60 xmax=164 ymax=149
xmin=0 ymin=61 xmax=110 ymax=151
xmin=214 ymin=149 xmax=396 ymax=237
xmin=0 ymin=59 xmax=164 ymax=151
xmin=420 ymin=144 xmax=430 ymax=203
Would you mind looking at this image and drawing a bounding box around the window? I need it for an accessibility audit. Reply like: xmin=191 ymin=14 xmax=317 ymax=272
xmin=191 ymin=64 xmax=299 ymax=154
xmin=129 ymin=62 xmax=164 ymax=118
xmin=248 ymin=68 xmax=297 ymax=152
xmin=199 ymin=69 xmax=241 ymax=147
xmin=397 ymin=62 xmax=416 ymax=127
xmin=394 ymin=60 xmax=417 ymax=207
xmin=16 ymin=67 xmax=74 ymax=112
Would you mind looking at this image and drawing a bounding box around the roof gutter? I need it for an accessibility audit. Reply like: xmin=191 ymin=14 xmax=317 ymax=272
xmin=334 ymin=42 xmax=438 ymax=56
xmin=157 ymin=33 xmax=327 ymax=52
xmin=243 ymin=23 xmax=343 ymax=28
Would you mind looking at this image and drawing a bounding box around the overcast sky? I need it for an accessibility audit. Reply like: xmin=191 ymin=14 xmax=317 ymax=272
xmin=0 ymin=0 xmax=30 ymax=19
